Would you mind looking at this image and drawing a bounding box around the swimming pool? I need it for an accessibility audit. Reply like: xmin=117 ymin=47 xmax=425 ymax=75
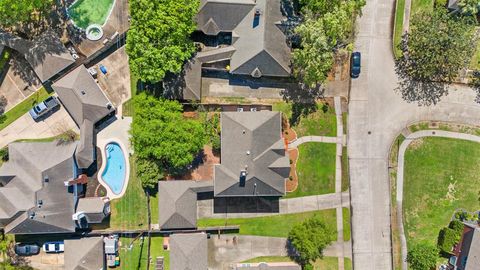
xmin=101 ymin=142 xmax=126 ymax=195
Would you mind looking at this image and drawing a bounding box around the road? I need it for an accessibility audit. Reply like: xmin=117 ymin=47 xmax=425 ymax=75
xmin=349 ymin=0 xmax=480 ymax=269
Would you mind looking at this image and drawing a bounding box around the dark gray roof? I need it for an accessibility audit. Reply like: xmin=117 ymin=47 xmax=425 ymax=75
xmin=162 ymin=59 xmax=202 ymax=101
xmin=236 ymin=262 xmax=301 ymax=270
xmin=0 ymin=30 xmax=74 ymax=82
xmin=197 ymin=0 xmax=256 ymax=35
xmin=52 ymin=65 xmax=114 ymax=126
xmin=196 ymin=0 xmax=291 ymax=77
xmin=215 ymin=112 xmax=289 ymax=197
xmin=76 ymin=119 xmax=95 ymax=169
xmin=0 ymin=142 xmax=78 ymax=234
xmin=65 ymin=237 xmax=105 ymax=270
xmin=458 ymin=225 xmax=480 ymax=270
xmin=170 ymin=233 xmax=207 ymax=270
xmin=448 ymin=0 xmax=459 ymax=10
xmin=196 ymin=46 xmax=236 ymax=63
xmin=158 ymin=180 xmax=213 ymax=230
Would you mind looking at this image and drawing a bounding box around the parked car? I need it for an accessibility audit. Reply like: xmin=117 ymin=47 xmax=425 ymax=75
xmin=42 ymin=241 xmax=64 ymax=253
xmin=99 ymin=64 xmax=107 ymax=75
xmin=28 ymin=96 xmax=60 ymax=121
xmin=350 ymin=51 xmax=361 ymax=78
xmin=88 ymin=67 xmax=98 ymax=77
xmin=14 ymin=243 xmax=40 ymax=256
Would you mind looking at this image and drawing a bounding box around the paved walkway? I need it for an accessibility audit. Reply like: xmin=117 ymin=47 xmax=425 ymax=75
xmin=396 ymin=130 xmax=480 ymax=270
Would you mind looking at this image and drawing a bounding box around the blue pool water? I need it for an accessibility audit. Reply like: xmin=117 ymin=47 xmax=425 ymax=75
xmin=101 ymin=142 xmax=126 ymax=195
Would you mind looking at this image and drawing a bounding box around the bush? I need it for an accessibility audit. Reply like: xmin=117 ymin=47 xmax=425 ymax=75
xmin=437 ymin=227 xmax=460 ymax=254
xmin=434 ymin=0 xmax=447 ymax=8
xmin=449 ymin=220 xmax=465 ymax=235
xmin=407 ymin=242 xmax=438 ymax=270
xmin=0 ymin=147 xmax=8 ymax=162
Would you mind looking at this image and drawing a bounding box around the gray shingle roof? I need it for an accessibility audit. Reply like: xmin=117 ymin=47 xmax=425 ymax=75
xmin=77 ymin=197 xmax=109 ymax=224
xmin=0 ymin=142 xmax=78 ymax=234
xmin=196 ymin=0 xmax=291 ymax=77
xmin=215 ymin=112 xmax=289 ymax=197
xmin=65 ymin=237 xmax=105 ymax=270
xmin=158 ymin=180 xmax=213 ymax=230
xmin=162 ymin=59 xmax=202 ymax=101
xmin=0 ymin=30 xmax=74 ymax=82
xmin=170 ymin=233 xmax=207 ymax=270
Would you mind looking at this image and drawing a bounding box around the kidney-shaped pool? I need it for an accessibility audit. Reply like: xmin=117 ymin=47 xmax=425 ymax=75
xmin=100 ymin=142 xmax=127 ymax=197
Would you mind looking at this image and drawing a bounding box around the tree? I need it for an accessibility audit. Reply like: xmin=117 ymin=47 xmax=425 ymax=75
xmin=395 ymin=10 xmax=478 ymax=105
xmin=288 ymin=215 xmax=335 ymax=266
xmin=406 ymin=242 xmax=438 ymax=270
xmin=130 ymin=93 xmax=206 ymax=174
xmin=458 ymin=0 xmax=480 ymax=15
xmin=0 ymin=0 xmax=53 ymax=29
xmin=136 ymin=158 xmax=163 ymax=189
xmin=126 ymin=0 xmax=199 ymax=83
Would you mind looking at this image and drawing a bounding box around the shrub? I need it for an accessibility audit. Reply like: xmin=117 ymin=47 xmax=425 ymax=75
xmin=437 ymin=227 xmax=460 ymax=254
xmin=434 ymin=0 xmax=447 ymax=8
xmin=0 ymin=147 xmax=8 ymax=162
xmin=449 ymin=220 xmax=465 ymax=235
xmin=407 ymin=242 xmax=439 ymax=270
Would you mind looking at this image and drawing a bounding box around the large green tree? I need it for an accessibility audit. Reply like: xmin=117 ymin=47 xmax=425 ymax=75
xmin=130 ymin=93 xmax=206 ymax=175
xmin=396 ymin=10 xmax=477 ymax=105
xmin=407 ymin=242 xmax=438 ymax=270
xmin=288 ymin=215 xmax=335 ymax=266
xmin=0 ymin=0 xmax=52 ymax=28
xmin=126 ymin=0 xmax=199 ymax=82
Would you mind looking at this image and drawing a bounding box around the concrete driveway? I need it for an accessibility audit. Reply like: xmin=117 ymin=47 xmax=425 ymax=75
xmin=0 ymin=63 xmax=41 ymax=112
xmin=349 ymin=0 xmax=480 ymax=269
xmin=0 ymin=104 xmax=78 ymax=148
xmin=25 ymin=251 xmax=64 ymax=270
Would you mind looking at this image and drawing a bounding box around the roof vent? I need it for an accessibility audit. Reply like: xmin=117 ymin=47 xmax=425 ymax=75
xmin=44 ymin=175 xmax=49 ymax=183
xmin=81 ymin=90 xmax=86 ymax=95
xmin=37 ymin=200 xmax=43 ymax=208
xmin=29 ymin=212 xmax=36 ymax=219
xmin=242 ymin=130 xmax=246 ymax=134
xmin=255 ymin=8 xmax=262 ymax=16
xmin=246 ymin=150 xmax=250 ymax=155
xmin=106 ymin=102 xmax=113 ymax=110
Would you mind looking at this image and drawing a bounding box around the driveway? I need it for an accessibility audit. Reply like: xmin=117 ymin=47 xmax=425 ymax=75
xmin=0 ymin=105 xmax=78 ymax=148
xmin=25 ymin=251 xmax=64 ymax=270
xmin=349 ymin=0 xmax=480 ymax=269
xmin=0 ymin=63 xmax=41 ymax=112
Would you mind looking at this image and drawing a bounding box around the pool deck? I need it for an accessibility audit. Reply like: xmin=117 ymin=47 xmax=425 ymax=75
xmin=97 ymin=116 xmax=132 ymax=199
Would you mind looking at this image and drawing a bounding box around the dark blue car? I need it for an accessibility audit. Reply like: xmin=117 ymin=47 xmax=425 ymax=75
xmin=350 ymin=52 xmax=361 ymax=78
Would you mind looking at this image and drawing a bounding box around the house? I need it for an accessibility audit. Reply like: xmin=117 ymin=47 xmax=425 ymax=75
xmin=158 ymin=180 xmax=213 ymax=230
xmin=453 ymin=223 xmax=480 ymax=269
xmin=170 ymin=233 xmax=208 ymax=270
xmin=196 ymin=0 xmax=291 ymax=78
xmin=64 ymin=237 xmax=105 ymax=270
xmin=52 ymin=64 xmax=115 ymax=171
xmin=0 ymin=30 xmax=75 ymax=83
xmin=235 ymin=262 xmax=301 ymax=270
xmin=214 ymin=111 xmax=290 ymax=197
xmin=76 ymin=197 xmax=110 ymax=224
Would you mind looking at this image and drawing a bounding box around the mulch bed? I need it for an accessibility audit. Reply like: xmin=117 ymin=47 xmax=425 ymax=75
xmin=286 ymin=148 xmax=298 ymax=192
xmin=166 ymin=145 xmax=219 ymax=181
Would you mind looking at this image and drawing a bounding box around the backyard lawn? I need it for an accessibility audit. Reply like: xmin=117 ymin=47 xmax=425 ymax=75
xmin=118 ymin=236 xmax=149 ymax=270
xmin=272 ymin=101 xmax=337 ymax=137
xmin=0 ymin=87 xmax=52 ymax=131
xmin=149 ymin=236 xmax=169 ymax=269
xmin=242 ymin=256 xmax=352 ymax=270
xmin=198 ymin=209 xmax=337 ymax=238
xmin=286 ymin=142 xmax=336 ymax=198
xmin=403 ymin=137 xmax=480 ymax=249
xmin=110 ymin=157 xmax=148 ymax=230
xmin=68 ymin=0 xmax=114 ymax=28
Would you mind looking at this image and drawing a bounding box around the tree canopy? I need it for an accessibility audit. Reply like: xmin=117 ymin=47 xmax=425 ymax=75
xmin=130 ymin=93 xmax=206 ymax=178
xmin=407 ymin=242 xmax=439 ymax=270
xmin=292 ymin=0 xmax=365 ymax=88
xmin=395 ymin=10 xmax=477 ymax=105
xmin=287 ymin=215 xmax=335 ymax=266
xmin=126 ymin=0 xmax=199 ymax=83
xmin=0 ymin=0 xmax=52 ymax=29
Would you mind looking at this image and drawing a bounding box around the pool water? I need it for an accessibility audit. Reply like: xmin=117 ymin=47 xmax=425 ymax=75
xmin=101 ymin=142 xmax=126 ymax=195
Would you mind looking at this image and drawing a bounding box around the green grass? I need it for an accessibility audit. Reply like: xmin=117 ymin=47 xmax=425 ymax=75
xmin=403 ymin=137 xmax=480 ymax=250
xmin=150 ymin=192 xmax=159 ymax=226
xmin=393 ymin=0 xmax=406 ymax=58
xmin=242 ymin=256 xmax=293 ymax=263
xmin=345 ymin=258 xmax=352 ymax=270
xmin=470 ymin=41 xmax=480 ymax=70
xmin=411 ymin=0 xmax=434 ymax=15
xmin=110 ymin=157 xmax=148 ymax=230
xmin=0 ymin=87 xmax=52 ymax=131
xmin=68 ymin=0 xmax=114 ymax=29
xmin=150 ymin=236 xmax=169 ymax=269
xmin=343 ymin=208 xmax=351 ymax=241
xmin=312 ymin=256 xmax=339 ymax=269
xmin=198 ymin=210 xmax=337 ymax=238
xmin=272 ymin=102 xmax=337 ymax=137
xmin=118 ymin=236 xmax=149 ymax=270
xmin=122 ymin=74 xmax=138 ymax=117
xmin=286 ymin=143 xmax=336 ymax=198
xmin=341 ymin=146 xmax=349 ymax=192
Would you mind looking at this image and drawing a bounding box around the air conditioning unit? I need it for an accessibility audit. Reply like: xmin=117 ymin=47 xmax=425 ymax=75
xmin=72 ymin=211 xmax=86 ymax=221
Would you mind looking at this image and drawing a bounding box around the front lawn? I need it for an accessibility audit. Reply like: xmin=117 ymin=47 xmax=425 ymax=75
xmin=286 ymin=142 xmax=336 ymax=198
xmin=343 ymin=208 xmax=351 ymax=241
xmin=198 ymin=209 xmax=337 ymax=238
xmin=110 ymin=157 xmax=148 ymax=230
xmin=242 ymin=256 xmax=351 ymax=269
xmin=0 ymin=87 xmax=52 ymax=131
xmin=312 ymin=256 xmax=338 ymax=270
xmin=403 ymin=137 xmax=480 ymax=250
xmin=242 ymin=256 xmax=293 ymax=263
xmin=272 ymin=101 xmax=337 ymax=137
xmin=393 ymin=0 xmax=406 ymax=58
xmin=68 ymin=0 xmax=114 ymax=28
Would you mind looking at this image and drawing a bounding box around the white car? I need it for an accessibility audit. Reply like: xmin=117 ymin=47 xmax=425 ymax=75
xmin=42 ymin=242 xmax=64 ymax=253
